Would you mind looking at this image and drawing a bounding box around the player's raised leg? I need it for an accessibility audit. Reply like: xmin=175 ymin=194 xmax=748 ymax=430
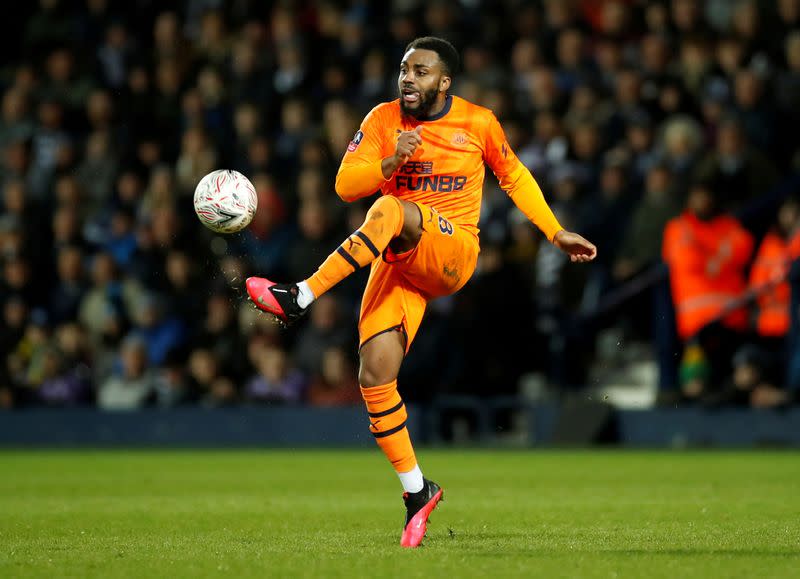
xmin=245 ymin=195 xmax=418 ymax=324
xmin=359 ymin=330 xmax=443 ymax=548
xmin=247 ymin=195 xmax=441 ymax=546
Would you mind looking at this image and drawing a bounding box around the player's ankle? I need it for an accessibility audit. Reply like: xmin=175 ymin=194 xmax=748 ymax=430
xmin=296 ymin=281 xmax=316 ymax=309
xmin=397 ymin=464 xmax=424 ymax=493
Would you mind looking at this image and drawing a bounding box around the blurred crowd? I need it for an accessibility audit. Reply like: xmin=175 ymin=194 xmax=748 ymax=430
xmin=2 ymin=0 xmax=800 ymax=411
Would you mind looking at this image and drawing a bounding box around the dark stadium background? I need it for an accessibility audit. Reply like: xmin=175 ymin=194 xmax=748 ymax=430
xmin=2 ymin=0 xmax=800 ymax=446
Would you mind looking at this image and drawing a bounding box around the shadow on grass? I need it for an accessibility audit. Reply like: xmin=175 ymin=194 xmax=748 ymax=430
xmin=597 ymin=549 xmax=799 ymax=558
xmin=439 ymin=534 xmax=800 ymax=559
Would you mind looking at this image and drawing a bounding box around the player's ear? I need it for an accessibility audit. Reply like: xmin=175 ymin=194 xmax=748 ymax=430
xmin=440 ymin=76 xmax=451 ymax=92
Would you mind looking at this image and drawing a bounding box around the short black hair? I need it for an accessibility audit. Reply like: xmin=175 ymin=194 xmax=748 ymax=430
xmin=404 ymin=36 xmax=459 ymax=77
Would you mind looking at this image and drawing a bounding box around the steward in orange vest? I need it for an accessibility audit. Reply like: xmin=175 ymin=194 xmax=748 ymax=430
xmin=663 ymin=182 xmax=754 ymax=340
xmin=748 ymin=198 xmax=800 ymax=337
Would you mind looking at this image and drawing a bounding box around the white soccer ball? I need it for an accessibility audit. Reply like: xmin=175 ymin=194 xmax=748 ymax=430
xmin=193 ymin=169 xmax=258 ymax=234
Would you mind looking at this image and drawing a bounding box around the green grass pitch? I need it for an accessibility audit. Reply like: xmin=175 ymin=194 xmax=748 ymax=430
xmin=1 ymin=450 xmax=798 ymax=578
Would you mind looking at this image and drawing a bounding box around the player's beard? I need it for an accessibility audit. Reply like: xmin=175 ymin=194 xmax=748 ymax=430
xmin=400 ymin=86 xmax=440 ymax=119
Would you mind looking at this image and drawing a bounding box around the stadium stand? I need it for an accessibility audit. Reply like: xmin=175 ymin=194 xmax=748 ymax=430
xmin=2 ymin=0 xmax=800 ymax=424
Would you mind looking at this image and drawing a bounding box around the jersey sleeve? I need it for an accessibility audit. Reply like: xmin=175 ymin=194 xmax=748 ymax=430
xmin=483 ymin=112 xmax=563 ymax=241
xmin=335 ymin=106 xmax=390 ymax=202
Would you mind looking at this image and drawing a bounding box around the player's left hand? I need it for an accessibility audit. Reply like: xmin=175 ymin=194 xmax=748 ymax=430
xmin=553 ymin=230 xmax=597 ymax=263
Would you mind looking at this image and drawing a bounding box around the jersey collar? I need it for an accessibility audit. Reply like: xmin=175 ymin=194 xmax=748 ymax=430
xmin=423 ymin=94 xmax=452 ymax=122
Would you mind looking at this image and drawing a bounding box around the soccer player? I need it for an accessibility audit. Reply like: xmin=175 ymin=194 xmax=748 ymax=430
xmin=246 ymin=37 xmax=597 ymax=547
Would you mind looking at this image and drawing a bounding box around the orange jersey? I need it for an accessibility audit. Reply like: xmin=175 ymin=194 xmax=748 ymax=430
xmin=335 ymin=95 xmax=562 ymax=241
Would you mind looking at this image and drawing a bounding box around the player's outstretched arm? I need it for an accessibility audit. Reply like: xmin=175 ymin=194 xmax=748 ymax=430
xmin=483 ymin=112 xmax=596 ymax=262
xmin=506 ymin=172 xmax=597 ymax=262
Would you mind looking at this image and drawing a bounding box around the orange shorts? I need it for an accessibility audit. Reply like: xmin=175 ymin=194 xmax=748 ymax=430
xmin=358 ymin=200 xmax=479 ymax=352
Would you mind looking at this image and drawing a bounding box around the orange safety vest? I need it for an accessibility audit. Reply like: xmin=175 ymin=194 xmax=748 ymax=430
xmin=749 ymin=230 xmax=800 ymax=337
xmin=663 ymin=211 xmax=754 ymax=339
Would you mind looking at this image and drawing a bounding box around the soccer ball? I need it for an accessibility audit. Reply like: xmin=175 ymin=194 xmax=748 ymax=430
xmin=193 ymin=169 xmax=258 ymax=234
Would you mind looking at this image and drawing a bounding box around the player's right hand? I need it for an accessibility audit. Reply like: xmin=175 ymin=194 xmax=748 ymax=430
xmin=394 ymin=126 xmax=423 ymax=165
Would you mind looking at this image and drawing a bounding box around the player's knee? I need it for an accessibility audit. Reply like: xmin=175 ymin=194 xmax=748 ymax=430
xmin=358 ymin=348 xmax=401 ymax=387
xmin=358 ymin=362 xmax=398 ymax=388
xmin=366 ymin=195 xmax=403 ymax=224
xmin=358 ymin=328 xmax=405 ymax=387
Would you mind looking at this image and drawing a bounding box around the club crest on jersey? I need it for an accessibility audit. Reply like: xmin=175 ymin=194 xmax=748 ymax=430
xmin=451 ymin=132 xmax=468 ymax=146
xmin=347 ymin=130 xmax=364 ymax=152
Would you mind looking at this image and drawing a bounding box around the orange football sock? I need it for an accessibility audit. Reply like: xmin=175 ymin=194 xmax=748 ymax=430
xmin=360 ymin=380 xmax=417 ymax=473
xmin=306 ymin=195 xmax=404 ymax=298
